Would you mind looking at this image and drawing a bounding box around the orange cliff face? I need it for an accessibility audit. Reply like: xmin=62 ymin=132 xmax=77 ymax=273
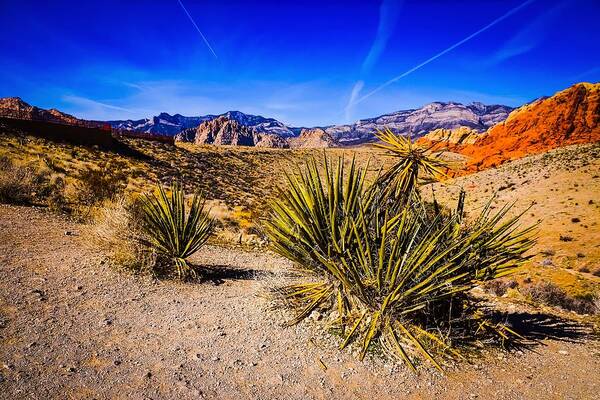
xmin=461 ymin=82 xmax=600 ymax=172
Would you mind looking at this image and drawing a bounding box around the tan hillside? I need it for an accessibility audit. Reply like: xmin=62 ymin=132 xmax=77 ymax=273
xmin=1 ymin=130 xmax=599 ymax=399
xmin=425 ymin=142 xmax=600 ymax=302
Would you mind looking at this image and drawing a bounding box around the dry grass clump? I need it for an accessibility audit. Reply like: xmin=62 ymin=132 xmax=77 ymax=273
xmin=69 ymin=162 xmax=128 ymax=219
xmin=265 ymin=129 xmax=536 ymax=371
xmin=521 ymin=282 xmax=598 ymax=315
xmin=0 ymin=156 xmax=66 ymax=209
xmin=88 ymin=196 xmax=156 ymax=273
xmin=483 ymin=279 xmax=519 ymax=296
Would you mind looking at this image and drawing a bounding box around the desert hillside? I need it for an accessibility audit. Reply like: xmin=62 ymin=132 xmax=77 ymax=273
xmin=425 ymin=142 xmax=600 ymax=302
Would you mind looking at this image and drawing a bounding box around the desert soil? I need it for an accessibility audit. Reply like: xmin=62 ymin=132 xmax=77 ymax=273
xmin=1 ymin=204 xmax=599 ymax=400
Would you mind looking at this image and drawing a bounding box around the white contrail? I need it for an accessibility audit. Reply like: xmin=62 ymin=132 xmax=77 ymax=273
xmin=177 ymin=0 xmax=218 ymax=59
xmin=352 ymin=0 xmax=536 ymax=106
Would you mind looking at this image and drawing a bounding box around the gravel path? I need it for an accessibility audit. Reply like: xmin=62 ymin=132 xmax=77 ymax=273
xmin=1 ymin=204 xmax=599 ymax=399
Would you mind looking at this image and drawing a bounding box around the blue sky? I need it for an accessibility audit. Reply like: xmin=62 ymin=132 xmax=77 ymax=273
xmin=1 ymin=0 xmax=598 ymax=127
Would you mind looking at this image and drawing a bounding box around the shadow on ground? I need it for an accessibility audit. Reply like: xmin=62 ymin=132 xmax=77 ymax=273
xmin=502 ymin=312 xmax=592 ymax=343
xmin=193 ymin=264 xmax=272 ymax=285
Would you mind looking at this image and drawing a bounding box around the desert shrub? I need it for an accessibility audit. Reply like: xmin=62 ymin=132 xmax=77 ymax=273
xmin=484 ymin=279 xmax=519 ymax=296
xmin=593 ymin=268 xmax=600 ymax=277
xmin=521 ymin=282 xmax=598 ymax=315
xmin=140 ymin=183 xmax=215 ymax=280
xmin=0 ymin=157 xmax=39 ymax=203
xmin=88 ymin=196 xmax=156 ymax=273
xmin=559 ymin=235 xmax=573 ymax=242
xmin=0 ymin=156 xmax=65 ymax=207
xmin=74 ymin=162 xmax=127 ymax=208
xmin=265 ymin=130 xmax=536 ymax=371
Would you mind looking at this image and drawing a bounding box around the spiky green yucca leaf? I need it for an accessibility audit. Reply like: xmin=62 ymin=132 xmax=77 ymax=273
xmin=372 ymin=128 xmax=449 ymax=206
xmin=140 ymin=183 xmax=214 ymax=279
xmin=265 ymin=132 xmax=536 ymax=371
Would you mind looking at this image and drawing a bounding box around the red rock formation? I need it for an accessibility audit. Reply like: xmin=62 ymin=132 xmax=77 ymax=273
xmin=0 ymin=97 xmax=105 ymax=128
xmin=460 ymin=83 xmax=599 ymax=172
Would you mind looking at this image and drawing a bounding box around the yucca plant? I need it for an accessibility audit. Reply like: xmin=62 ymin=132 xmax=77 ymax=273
xmin=371 ymin=128 xmax=448 ymax=206
xmin=265 ymin=131 xmax=536 ymax=371
xmin=140 ymin=182 xmax=214 ymax=280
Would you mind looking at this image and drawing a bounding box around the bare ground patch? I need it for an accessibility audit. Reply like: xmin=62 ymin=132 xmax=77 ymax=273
xmin=0 ymin=205 xmax=599 ymax=399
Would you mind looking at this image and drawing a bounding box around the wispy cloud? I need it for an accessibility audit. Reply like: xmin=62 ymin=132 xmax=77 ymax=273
xmin=62 ymin=95 xmax=134 ymax=113
xmin=344 ymin=0 xmax=402 ymax=121
xmin=176 ymin=0 xmax=218 ymax=59
xmin=485 ymin=1 xmax=566 ymax=67
xmin=345 ymin=80 xmax=365 ymax=121
xmin=349 ymin=0 xmax=537 ymax=108
xmin=361 ymin=0 xmax=402 ymax=74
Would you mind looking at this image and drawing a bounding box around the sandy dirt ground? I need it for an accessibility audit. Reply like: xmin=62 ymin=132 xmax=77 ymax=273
xmin=1 ymin=204 xmax=599 ymax=399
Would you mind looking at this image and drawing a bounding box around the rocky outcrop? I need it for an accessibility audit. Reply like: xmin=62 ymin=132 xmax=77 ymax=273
xmin=254 ymin=133 xmax=288 ymax=148
xmin=177 ymin=118 xmax=332 ymax=148
xmin=288 ymin=128 xmax=337 ymax=148
xmin=421 ymin=126 xmax=481 ymax=145
xmin=191 ymin=116 xmax=255 ymax=146
xmin=461 ymin=82 xmax=600 ymax=172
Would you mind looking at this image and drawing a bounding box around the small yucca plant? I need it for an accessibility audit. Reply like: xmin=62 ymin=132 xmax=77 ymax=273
xmin=265 ymin=130 xmax=536 ymax=371
xmin=140 ymin=182 xmax=214 ymax=280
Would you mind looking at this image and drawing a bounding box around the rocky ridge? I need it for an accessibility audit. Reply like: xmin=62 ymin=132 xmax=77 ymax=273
xmin=0 ymin=97 xmax=82 ymax=125
xmin=324 ymin=102 xmax=513 ymax=144
xmin=461 ymin=82 xmax=600 ymax=171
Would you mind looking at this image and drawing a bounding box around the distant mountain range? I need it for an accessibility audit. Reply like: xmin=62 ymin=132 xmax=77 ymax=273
xmin=323 ymin=102 xmax=513 ymax=145
xmin=0 ymin=96 xmax=515 ymax=147
xmin=109 ymin=110 xmax=297 ymax=138
xmin=107 ymin=101 xmax=513 ymax=146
